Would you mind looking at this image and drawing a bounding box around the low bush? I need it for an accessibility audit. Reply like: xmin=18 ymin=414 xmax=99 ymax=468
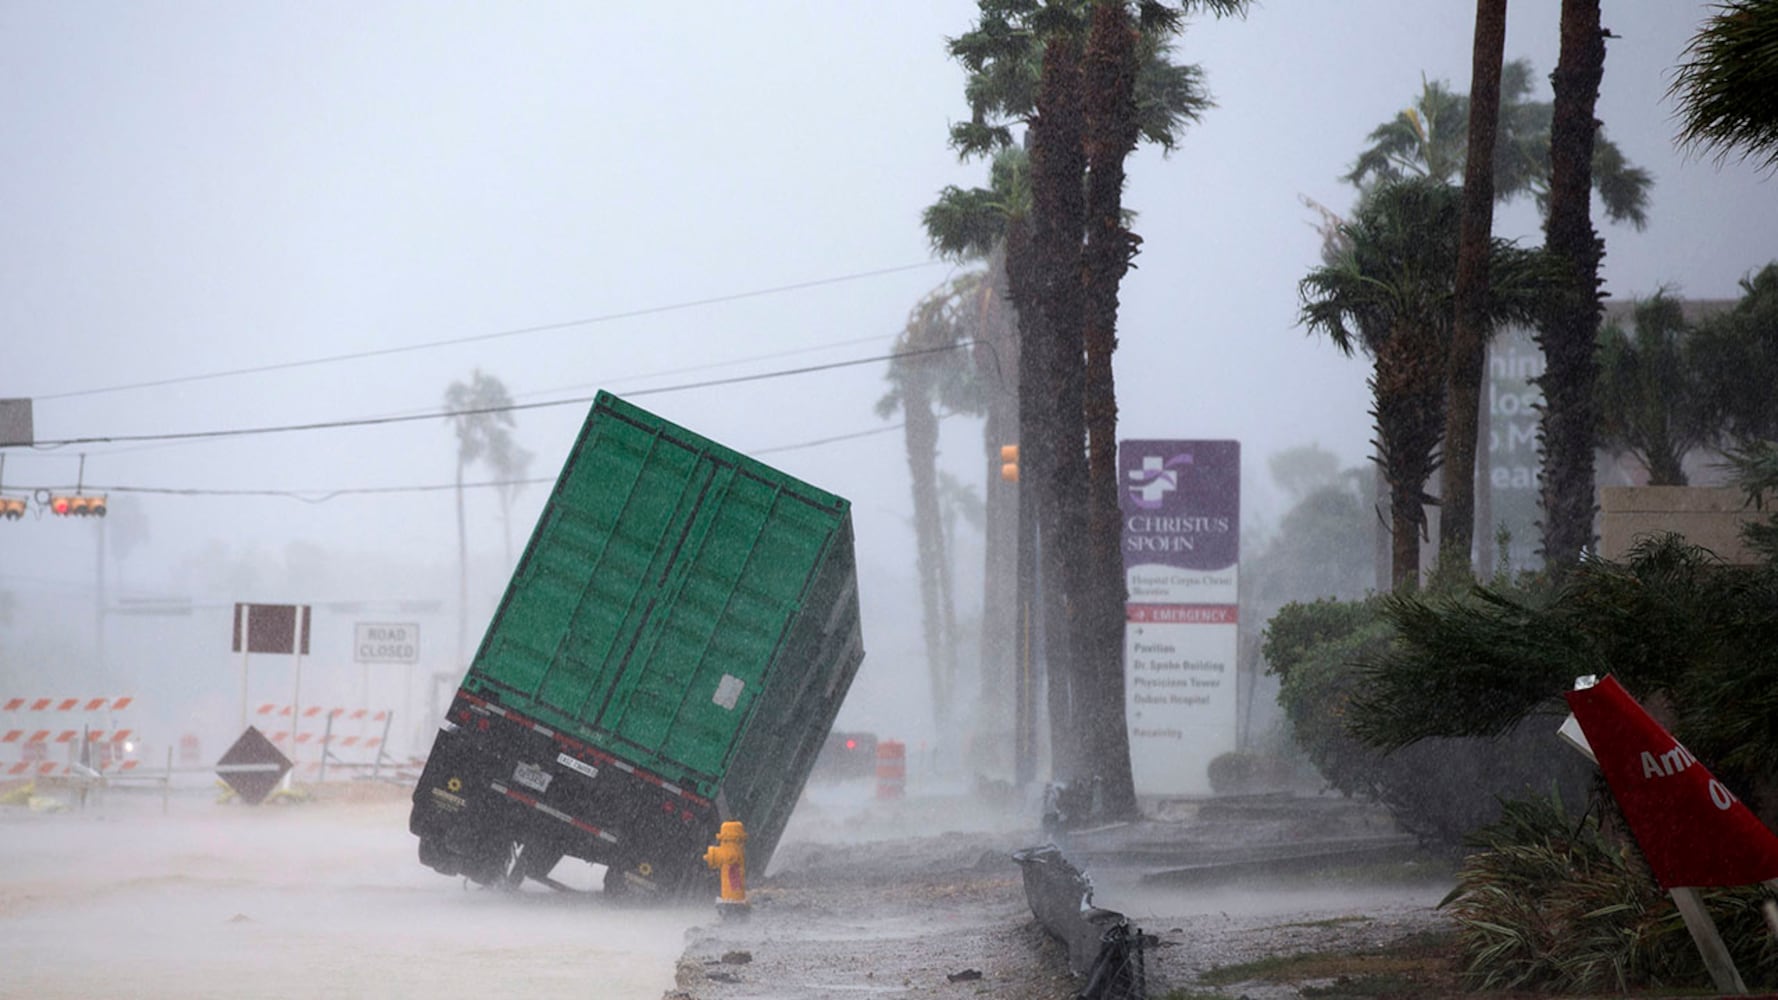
xmin=1264 ymin=598 xmax=1589 ymax=847
xmin=1445 ymin=794 xmax=1778 ymax=993
xmin=1205 ymin=750 xmax=1296 ymax=795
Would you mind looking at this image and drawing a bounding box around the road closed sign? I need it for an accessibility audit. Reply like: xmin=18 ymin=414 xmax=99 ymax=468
xmin=355 ymin=622 xmax=420 ymax=664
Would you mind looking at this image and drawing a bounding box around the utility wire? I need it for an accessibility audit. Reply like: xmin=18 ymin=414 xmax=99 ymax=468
xmin=36 ymin=262 xmax=945 ymax=402
xmin=3 ymin=423 xmax=930 ymax=502
xmin=16 ymin=342 xmax=972 ymax=450
xmin=42 ymin=331 xmax=897 ymax=460
xmin=1 ymin=413 xmax=969 ymax=502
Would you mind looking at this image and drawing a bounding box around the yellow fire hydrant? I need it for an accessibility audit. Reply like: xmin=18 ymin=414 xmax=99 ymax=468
xmin=703 ymin=820 xmax=749 ymax=919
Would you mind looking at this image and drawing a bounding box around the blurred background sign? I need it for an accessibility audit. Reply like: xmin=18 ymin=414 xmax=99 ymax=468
xmin=354 ymin=621 xmax=419 ymax=664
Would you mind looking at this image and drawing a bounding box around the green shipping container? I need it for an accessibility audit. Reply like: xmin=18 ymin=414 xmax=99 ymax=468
xmin=410 ymin=391 xmax=864 ymax=894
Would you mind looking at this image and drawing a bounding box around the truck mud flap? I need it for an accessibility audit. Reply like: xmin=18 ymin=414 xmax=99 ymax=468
xmin=1012 ymin=844 xmax=1146 ymax=1000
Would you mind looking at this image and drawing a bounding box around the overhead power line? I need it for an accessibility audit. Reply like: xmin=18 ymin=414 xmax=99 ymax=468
xmin=37 ymin=261 xmax=946 ymax=402
xmin=4 ymin=420 xmax=942 ymax=502
xmin=15 ymin=342 xmax=975 ymax=450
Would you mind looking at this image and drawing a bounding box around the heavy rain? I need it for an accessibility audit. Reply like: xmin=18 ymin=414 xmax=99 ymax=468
xmin=6 ymin=2 xmax=1778 ymax=998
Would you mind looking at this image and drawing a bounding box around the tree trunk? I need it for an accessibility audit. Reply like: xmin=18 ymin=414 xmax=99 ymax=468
xmin=1005 ymin=218 xmax=1046 ymax=785
xmin=1376 ymin=321 xmax=1446 ymax=591
xmin=978 ymin=250 xmax=1021 ymax=780
xmin=1439 ymin=0 xmax=1508 ymax=586
xmin=1030 ymin=32 xmax=1089 ymax=785
xmin=456 ymin=458 xmax=468 ymax=668
xmin=1648 ymin=444 xmax=1688 ymax=486
xmin=1078 ymin=0 xmax=1140 ymax=818
xmin=902 ymin=380 xmax=952 ymax=738
xmin=1537 ymin=0 xmax=1607 ymax=575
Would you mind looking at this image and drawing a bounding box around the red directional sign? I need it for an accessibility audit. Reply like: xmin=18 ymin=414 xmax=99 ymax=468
xmin=1565 ymin=675 xmax=1778 ymax=889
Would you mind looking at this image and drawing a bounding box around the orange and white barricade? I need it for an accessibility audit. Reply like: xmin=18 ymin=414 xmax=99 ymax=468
xmin=1 ymin=696 xmax=138 ymax=777
xmin=256 ymin=703 xmax=393 ymax=780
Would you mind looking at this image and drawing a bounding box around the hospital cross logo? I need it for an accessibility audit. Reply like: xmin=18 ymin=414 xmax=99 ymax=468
xmin=1128 ymin=453 xmax=1193 ymax=510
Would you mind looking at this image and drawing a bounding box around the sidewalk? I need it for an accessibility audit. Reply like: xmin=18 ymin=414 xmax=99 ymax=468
xmin=666 ymin=787 xmax=1454 ymax=999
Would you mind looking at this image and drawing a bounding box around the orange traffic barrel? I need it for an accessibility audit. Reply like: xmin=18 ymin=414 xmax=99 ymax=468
xmin=875 ymin=739 xmax=906 ymax=800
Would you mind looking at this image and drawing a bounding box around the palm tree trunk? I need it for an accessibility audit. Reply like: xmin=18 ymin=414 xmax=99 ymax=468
xmin=1439 ymin=0 xmax=1507 ymax=584
xmin=978 ymin=252 xmax=1021 ymax=778
xmin=1538 ymin=0 xmax=1607 ymax=575
xmin=1079 ymin=0 xmax=1140 ymax=818
xmin=456 ymin=458 xmax=468 ymax=668
xmin=1031 ymin=31 xmax=1089 ymax=786
xmin=1377 ymin=322 xmax=1446 ymax=591
xmin=902 ymin=380 xmax=951 ymax=737
xmin=1006 ymin=218 xmax=1047 ymax=784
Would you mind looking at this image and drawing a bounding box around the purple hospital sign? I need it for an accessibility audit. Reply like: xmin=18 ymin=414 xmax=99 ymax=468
xmin=1121 ymin=439 xmax=1241 ymax=795
xmin=1119 ymin=440 xmax=1239 ymax=579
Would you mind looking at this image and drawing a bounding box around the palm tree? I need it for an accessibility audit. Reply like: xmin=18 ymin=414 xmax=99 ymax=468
xmin=879 ymin=276 xmax=990 ymax=742
xmin=1538 ymin=0 xmax=1607 ymax=574
xmin=1688 ymin=262 xmax=1778 ymax=447
xmin=1344 ymin=49 xmax=1653 ymax=581
xmin=946 ymin=0 xmax=1240 ymax=810
xmin=1595 ymin=292 xmax=1713 ymax=486
xmin=444 ymin=370 xmax=521 ymax=668
xmin=925 ymin=147 xmax=1029 ymax=777
xmin=1441 ymin=0 xmax=1508 ymax=585
xmin=1671 ymin=0 xmax=1778 ymax=170
xmin=1345 ymin=58 xmax=1651 ymax=228
xmin=1300 ymin=179 xmax=1550 ymax=590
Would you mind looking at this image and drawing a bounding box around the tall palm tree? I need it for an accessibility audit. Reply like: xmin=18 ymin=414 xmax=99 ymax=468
xmin=1538 ymin=0 xmax=1607 ymax=574
xmin=944 ymin=0 xmax=1235 ymax=797
xmin=1595 ymin=292 xmax=1713 ymax=486
xmin=1671 ymin=0 xmax=1778 ymax=170
xmin=1441 ymin=0 xmax=1508 ymax=585
xmin=444 ymin=370 xmax=521 ymax=668
xmin=1300 ymin=179 xmax=1550 ymax=590
xmin=925 ymin=147 xmax=1029 ymax=777
xmin=879 ymin=276 xmax=990 ymax=741
xmin=1344 ymin=50 xmax=1652 ymax=581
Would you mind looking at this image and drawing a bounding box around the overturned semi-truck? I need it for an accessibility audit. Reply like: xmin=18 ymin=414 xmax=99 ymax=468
xmin=410 ymin=391 xmax=864 ymax=896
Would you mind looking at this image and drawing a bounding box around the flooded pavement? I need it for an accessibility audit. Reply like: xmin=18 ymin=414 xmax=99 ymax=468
xmin=0 ymin=781 xmax=701 ymax=1000
xmin=677 ymin=786 xmax=1456 ymax=999
xmin=2 ymin=778 xmax=1456 ymax=999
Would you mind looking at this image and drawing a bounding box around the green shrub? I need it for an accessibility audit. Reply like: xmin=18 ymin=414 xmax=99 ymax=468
xmin=1206 ymin=750 xmax=1296 ymax=794
xmin=1446 ymin=794 xmax=1778 ymax=993
xmin=1265 ymin=597 xmax=1590 ymax=848
xmin=1349 ymin=534 xmax=1778 ymax=827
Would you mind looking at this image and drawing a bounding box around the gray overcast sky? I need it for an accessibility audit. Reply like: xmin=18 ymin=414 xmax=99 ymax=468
xmin=3 ymin=2 xmax=1774 ymax=744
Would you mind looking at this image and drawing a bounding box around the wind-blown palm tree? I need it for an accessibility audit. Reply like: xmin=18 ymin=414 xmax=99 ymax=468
xmin=1345 ymin=50 xmax=1653 ymax=580
xmin=1345 ymin=58 xmax=1651 ymax=228
xmin=924 ymin=147 xmax=1028 ymax=774
xmin=1300 ymin=179 xmax=1550 ymax=590
xmin=1595 ymin=292 xmax=1713 ymax=486
xmin=1690 ymin=263 xmax=1778 ymax=450
xmin=949 ymin=4 xmax=1224 ymax=610
xmin=879 ymin=276 xmax=990 ymax=742
xmin=945 ymin=0 xmax=1240 ymax=811
xmin=1671 ymin=0 xmax=1778 ymax=170
xmin=444 ymin=370 xmax=521 ymax=667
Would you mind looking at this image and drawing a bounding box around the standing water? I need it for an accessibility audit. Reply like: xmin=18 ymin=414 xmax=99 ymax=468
xmin=1 ymin=784 xmax=701 ymax=999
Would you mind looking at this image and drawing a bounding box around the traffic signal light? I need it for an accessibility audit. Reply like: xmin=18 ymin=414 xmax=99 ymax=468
xmin=0 ymin=497 xmax=23 ymax=520
xmin=49 ymin=494 xmax=106 ymax=517
xmin=1000 ymin=444 xmax=1020 ymax=483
